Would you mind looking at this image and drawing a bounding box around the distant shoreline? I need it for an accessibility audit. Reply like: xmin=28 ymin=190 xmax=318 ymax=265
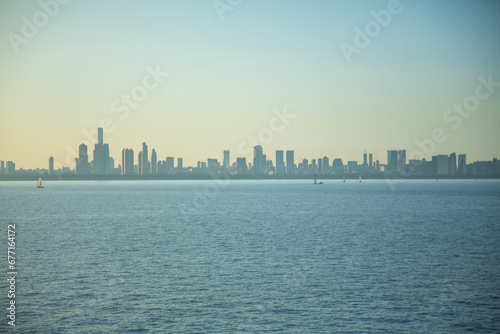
xmin=1 ymin=174 xmax=499 ymax=181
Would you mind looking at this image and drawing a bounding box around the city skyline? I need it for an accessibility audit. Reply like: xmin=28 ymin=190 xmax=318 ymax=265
xmin=1 ymin=1 xmax=500 ymax=169
xmin=1 ymin=127 xmax=498 ymax=178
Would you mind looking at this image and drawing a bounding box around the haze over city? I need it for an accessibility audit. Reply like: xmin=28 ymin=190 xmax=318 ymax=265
xmin=1 ymin=0 xmax=499 ymax=169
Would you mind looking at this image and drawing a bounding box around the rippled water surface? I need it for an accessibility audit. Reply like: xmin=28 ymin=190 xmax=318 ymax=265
xmin=1 ymin=180 xmax=499 ymax=333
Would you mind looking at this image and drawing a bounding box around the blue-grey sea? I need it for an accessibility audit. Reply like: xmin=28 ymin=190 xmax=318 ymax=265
xmin=1 ymin=180 xmax=499 ymax=333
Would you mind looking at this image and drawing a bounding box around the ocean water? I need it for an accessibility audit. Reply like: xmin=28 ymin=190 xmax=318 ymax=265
xmin=1 ymin=179 xmax=499 ymax=333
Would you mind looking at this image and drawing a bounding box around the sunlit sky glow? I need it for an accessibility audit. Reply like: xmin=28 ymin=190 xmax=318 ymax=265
xmin=1 ymin=0 xmax=499 ymax=169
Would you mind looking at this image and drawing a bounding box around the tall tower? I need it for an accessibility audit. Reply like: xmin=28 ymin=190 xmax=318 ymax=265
xmin=76 ymin=143 xmax=90 ymax=175
xmin=141 ymin=142 xmax=149 ymax=174
xmin=92 ymin=128 xmax=109 ymax=175
xmin=253 ymin=145 xmax=264 ymax=174
xmin=449 ymin=152 xmax=457 ymax=175
xmin=369 ymin=153 xmax=373 ymax=168
xmin=398 ymin=150 xmax=406 ymax=173
xmin=138 ymin=152 xmax=143 ymax=175
xmin=286 ymin=150 xmax=295 ymax=174
xmin=122 ymin=149 xmax=134 ymax=175
xmin=223 ymin=150 xmax=230 ymax=170
xmin=151 ymin=149 xmax=157 ymax=174
xmin=275 ymin=150 xmax=285 ymax=174
xmin=387 ymin=150 xmax=398 ymax=172
xmin=49 ymin=156 xmax=54 ymax=174
xmin=98 ymin=127 xmax=103 ymax=145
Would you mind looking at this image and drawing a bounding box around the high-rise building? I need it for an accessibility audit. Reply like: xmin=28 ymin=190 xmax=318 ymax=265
xmin=318 ymin=158 xmax=323 ymax=174
xmin=458 ymin=154 xmax=466 ymax=175
xmin=138 ymin=152 xmax=143 ymax=175
xmin=92 ymin=128 xmax=109 ymax=175
xmin=275 ymin=150 xmax=285 ymax=174
xmin=433 ymin=155 xmax=449 ymax=176
xmin=0 ymin=161 xmax=4 ymax=174
xmin=387 ymin=150 xmax=398 ymax=172
xmin=253 ymin=145 xmax=264 ymax=174
xmin=332 ymin=158 xmax=344 ymax=174
xmin=223 ymin=150 xmax=230 ymax=170
xmin=398 ymin=150 xmax=406 ymax=173
xmin=166 ymin=157 xmax=174 ymax=174
xmin=98 ymin=127 xmax=103 ymax=145
xmin=449 ymin=152 xmax=457 ymax=175
xmin=363 ymin=152 xmax=367 ymax=167
xmin=286 ymin=150 xmax=295 ymax=174
xmin=141 ymin=142 xmax=150 ymax=174
xmin=322 ymin=156 xmax=329 ymax=174
xmin=311 ymin=159 xmax=316 ymax=172
xmin=236 ymin=157 xmax=247 ymax=174
xmin=177 ymin=158 xmax=183 ymax=170
xmin=6 ymin=161 xmax=15 ymax=174
xmin=121 ymin=149 xmax=134 ymax=175
xmin=347 ymin=161 xmax=358 ymax=173
xmin=76 ymin=143 xmax=90 ymax=175
xmin=151 ymin=149 xmax=157 ymax=174
xmin=302 ymin=159 xmax=309 ymax=172
xmin=369 ymin=154 xmax=373 ymax=168
xmin=49 ymin=156 xmax=54 ymax=174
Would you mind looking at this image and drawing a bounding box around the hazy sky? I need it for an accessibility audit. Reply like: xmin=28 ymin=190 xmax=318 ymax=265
xmin=1 ymin=0 xmax=499 ymax=169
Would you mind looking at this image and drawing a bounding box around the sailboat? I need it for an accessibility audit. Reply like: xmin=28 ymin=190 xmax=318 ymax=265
xmin=343 ymin=175 xmax=345 ymax=183
xmin=314 ymin=174 xmax=323 ymax=184
xmin=36 ymin=177 xmax=44 ymax=188
xmin=359 ymin=175 xmax=362 ymax=183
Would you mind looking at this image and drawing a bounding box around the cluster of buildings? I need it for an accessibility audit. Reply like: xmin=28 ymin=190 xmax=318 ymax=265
xmin=1 ymin=128 xmax=499 ymax=177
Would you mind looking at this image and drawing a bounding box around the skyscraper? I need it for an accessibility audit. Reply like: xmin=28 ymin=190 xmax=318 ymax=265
xmin=286 ymin=150 xmax=295 ymax=174
xmin=236 ymin=157 xmax=247 ymax=174
xmin=6 ymin=161 xmax=15 ymax=174
xmin=98 ymin=127 xmax=103 ymax=145
xmin=76 ymin=143 xmax=90 ymax=175
xmin=151 ymin=149 xmax=157 ymax=174
xmin=332 ymin=158 xmax=344 ymax=174
xmin=363 ymin=152 xmax=367 ymax=167
xmin=449 ymin=152 xmax=457 ymax=175
xmin=49 ymin=156 xmax=54 ymax=174
xmin=141 ymin=142 xmax=150 ymax=174
xmin=166 ymin=157 xmax=174 ymax=173
xmin=138 ymin=152 xmax=143 ymax=175
xmin=275 ymin=150 xmax=285 ymax=174
xmin=223 ymin=150 xmax=230 ymax=170
xmin=92 ymin=128 xmax=109 ymax=175
xmin=322 ymin=156 xmax=329 ymax=174
xmin=177 ymin=158 xmax=183 ymax=170
xmin=398 ymin=150 xmax=406 ymax=173
xmin=458 ymin=154 xmax=466 ymax=175
xmin=121 ymin=149 xmax=134 ymax=175
xmin=433 ymin=155 xmax=449 ymax=176
xmin=387 ymin=150 xmax=398 ymax=172
xmin=253 ymin=145 xmax=264 ymax=174
xmin=369 ymin=154 xmax=373 ymax=168
xmin=0 ymin=161 xmax=4 ymax=174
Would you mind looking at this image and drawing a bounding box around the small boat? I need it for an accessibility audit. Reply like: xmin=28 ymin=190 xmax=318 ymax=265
xmin=36 ymin=177 xmax=44 ymax=188
xmin=359 ymin=175 xmax=362 ymax=183
xmin=314 ymin=174 xmax=317 ymax=184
